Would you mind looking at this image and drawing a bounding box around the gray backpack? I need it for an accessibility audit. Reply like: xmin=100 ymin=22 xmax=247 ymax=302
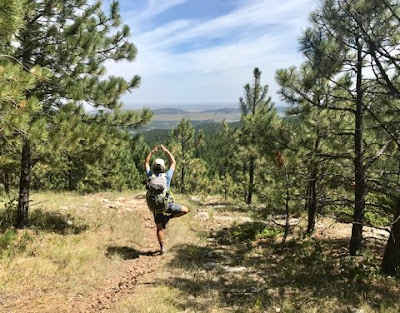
xmin=146 ymin=174 xmax=172 ymax=213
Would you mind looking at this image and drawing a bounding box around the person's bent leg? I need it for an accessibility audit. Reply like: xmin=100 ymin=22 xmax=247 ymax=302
xmin=169 ymin=204 xmax=189 ymax=218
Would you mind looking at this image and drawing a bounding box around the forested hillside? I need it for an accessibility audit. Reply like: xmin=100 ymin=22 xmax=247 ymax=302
xmin=0 ymin=0 xmax=399 ymax=312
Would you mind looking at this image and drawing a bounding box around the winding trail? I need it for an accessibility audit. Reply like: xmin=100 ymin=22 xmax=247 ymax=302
xmin=70 ymin=197 xmax=162 ymax=313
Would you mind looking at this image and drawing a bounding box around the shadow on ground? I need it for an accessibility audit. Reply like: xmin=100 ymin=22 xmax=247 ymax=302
xmin=106 ymin=245 xmax=159 ymax=259
xmin=162 ymin=221 xmax=399 ymax=312
xmin=0 ymin=208 xmax=88 ymax=234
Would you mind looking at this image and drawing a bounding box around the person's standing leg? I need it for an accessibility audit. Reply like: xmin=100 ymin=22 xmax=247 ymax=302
xmin=156 ymin=223 xmax=166 ymax=254
xmin=154 ymin=212 xmax=167 ymax=254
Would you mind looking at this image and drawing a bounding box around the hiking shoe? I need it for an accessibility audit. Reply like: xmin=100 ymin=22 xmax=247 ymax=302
xmin=160 ymin=246 xmax=167 ymax=255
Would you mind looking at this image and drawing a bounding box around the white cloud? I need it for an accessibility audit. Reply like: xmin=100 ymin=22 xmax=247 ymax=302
xmin=128 ymin=0 xmax=187 ymax=24
xmin=107 ymin=0 xmax=317 ymax=105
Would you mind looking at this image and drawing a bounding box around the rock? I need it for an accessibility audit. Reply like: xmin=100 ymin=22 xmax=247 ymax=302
xmin=210 ymin=205 xmax=226 ymax=209
xmin=196 ymin=212 xmax=209 ymax=220
xmin=204 ymin=262 xmax=220 ymax=270
xmin=225 ymin=292 xmax=231 ymax=299
xmin=349 ymin=308 xmax=365 ymax=313
xmin=190 ymin=195 xmax=201 ymax=202
xmin=223 ymin=266 xmax=247 ymax=273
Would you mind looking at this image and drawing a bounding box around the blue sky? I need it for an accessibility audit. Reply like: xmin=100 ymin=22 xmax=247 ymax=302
xmin=105 ymin=0 xmax=318 ymax=108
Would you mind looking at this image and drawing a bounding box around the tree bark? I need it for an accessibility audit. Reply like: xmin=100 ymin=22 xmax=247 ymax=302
xmin=282 ymin=168 xmax=290 ymax=245
xmin=350 ymin=40 xmax=366 ymax=256
xmin=16 ymin=138 xmax=31 ymax=229
xmin=3 ymin=172 xmax=10 ymax=196
xmin=381 ymin=199 xmax=400 ymax=276
xmin=306 ymin=135 xmax=320 ymax=234
xmin=306 ymin=167 xmax=318 ymax=234
xmin=247 ymin=156 xmax=255 ymax=205
xmin=181 ymin=136 xmax=186 ymax=193
xmin=243 ymin=163 xmax=248 ymax=203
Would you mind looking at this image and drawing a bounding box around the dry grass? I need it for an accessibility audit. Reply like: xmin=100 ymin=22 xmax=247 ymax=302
xmin=0 ymin=193 xmax=399 ymax=313
xmin=121 ymin=195 xmax=400 ymax=313
xmin=0 ymin=191 xmax=147 ymax=313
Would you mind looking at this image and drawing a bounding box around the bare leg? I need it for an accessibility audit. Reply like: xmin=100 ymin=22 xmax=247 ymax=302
xmin=171 ymin=205 xmax=189 ymax=218
xmin=156 ymin=223 xmax=164 ymax=247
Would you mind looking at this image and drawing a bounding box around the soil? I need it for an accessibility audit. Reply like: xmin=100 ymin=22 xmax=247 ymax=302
xmin=71 ymin=196 xmax=163 ymax=313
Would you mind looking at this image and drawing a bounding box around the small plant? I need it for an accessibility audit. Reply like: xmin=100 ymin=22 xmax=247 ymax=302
xmin=256 ymin=227 xmax=282 ymax=239
xmin=0 ymin=229 xmax=33 ymax=258
xmin=227 ymin=222 xmax=282 ymax=242
xmin=0 ymin=229 xmax=17 ymax=253
xmin=0 ymin=199 xmax=18 ymax=230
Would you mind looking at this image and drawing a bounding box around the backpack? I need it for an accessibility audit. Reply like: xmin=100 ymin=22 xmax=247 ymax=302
xmin=146 ymin=173 xmax=173 ymax=213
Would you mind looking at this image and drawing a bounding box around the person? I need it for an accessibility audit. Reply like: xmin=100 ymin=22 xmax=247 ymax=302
xmin=145 ymin=144 xmax=189 ymax=254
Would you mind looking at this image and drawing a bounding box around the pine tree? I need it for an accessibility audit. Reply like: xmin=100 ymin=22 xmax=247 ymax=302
xmin=0 ymin=0 xmax=24 ymax=39
xmin=279 ymin=0 xmax=399 ymax=258
xmin=5 ymin=0 xmax=151 ymax=228
xmin=293 ymin=0 xmax=381 ymax=255
xmin=0 ymin=0 xmax=47 ymax=198
xmin=276 ymin=64 xmax=354 ymax=234
xmin=239 ymin=67 xmax=276 ymax=205
xmin=171 ymin=118 xmax=203 ymax=193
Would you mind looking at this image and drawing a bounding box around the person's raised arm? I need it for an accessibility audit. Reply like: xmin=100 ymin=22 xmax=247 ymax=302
xmin=160 ymin=144 xmax=176 ymax=171
xmin=145 ymin=146 xmax=158 ymax=173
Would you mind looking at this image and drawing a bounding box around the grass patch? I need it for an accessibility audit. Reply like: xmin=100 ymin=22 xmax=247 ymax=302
xmin=153 ymin=201 xmax=400 ymax=313
xmin=1 ymin=193 xmax=398 ymax=312
xmin=116 ymin=286 xmax=181 ymax=313
xmin=0 ymin=191 xmax=146 ymax=309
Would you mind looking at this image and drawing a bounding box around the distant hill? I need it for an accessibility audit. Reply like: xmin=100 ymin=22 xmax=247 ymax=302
xmin=150 ymin=107 xmax=241 ymax=122
xmin=152 ymin=108 xmax=188 ymax=115
xmin=131 ymin=106 xmax=287 ymax=133
xmin=201 ymin=107 xmax=241 ymax=114
xmin=141 ymin=121 xmax=241 ymax=146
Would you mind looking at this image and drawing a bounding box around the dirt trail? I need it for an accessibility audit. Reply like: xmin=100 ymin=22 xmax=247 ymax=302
xmin=71 ymin=196 xmax=162 ymax=313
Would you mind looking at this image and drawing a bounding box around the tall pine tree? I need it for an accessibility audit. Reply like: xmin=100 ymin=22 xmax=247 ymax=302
xmin=6 ymin=0 xmax=151 ymax=228
xmin=239 ymin=67 xmax=276 ymax=205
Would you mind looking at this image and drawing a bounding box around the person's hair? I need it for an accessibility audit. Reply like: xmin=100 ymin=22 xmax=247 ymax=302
xmin=153 ymin=164 xmax=165 ymax=174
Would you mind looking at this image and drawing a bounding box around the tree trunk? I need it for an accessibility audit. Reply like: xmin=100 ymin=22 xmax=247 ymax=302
xmin=350 ymin=40 xmax=366 ymax=256
xmin=224 ymin=176 xmax=228 ymax=200
xmin=181 ymin=136 xmax=186 ymax=193
xmin=306 ymin=135 xmax=320 ymax=235
xmin=243 ymin=163 xmax=248 ymax=203
xmin=381 ymin=199 xmax=400 ymax=276
xmin=3 ymin=172 xmax=10 ymax=196
xmin=247 ymin=156 xmax=255 ymax=205
xmin=306 ymin=167 xmax=318 ymax=234
xmin=282 ymin=168 xmax=290 ymax=245
xmin=181 ymin=163 xmax=185 ymax=193
xmin=16 ymin=138 xmax=31 ymax=229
